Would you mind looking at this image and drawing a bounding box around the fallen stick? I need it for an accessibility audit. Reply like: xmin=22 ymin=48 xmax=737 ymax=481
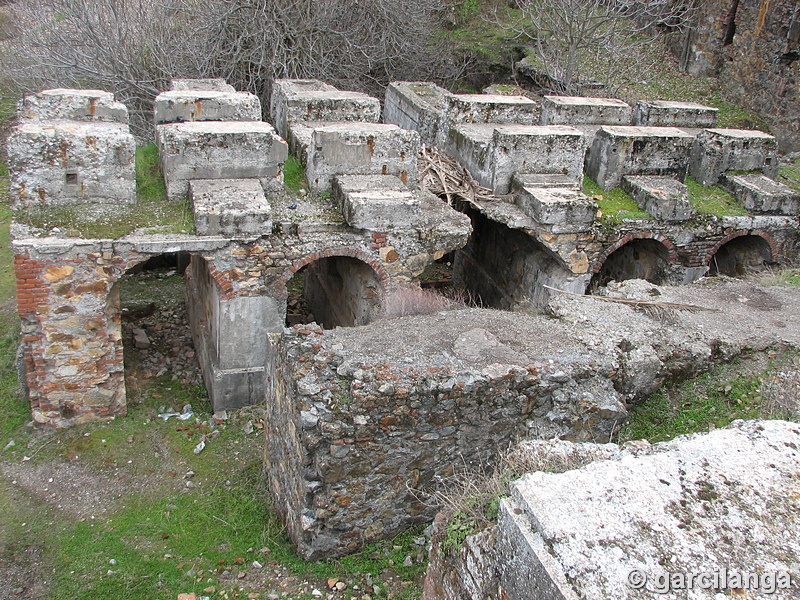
xmin=543 ymin=285 xmax=719 ymax=312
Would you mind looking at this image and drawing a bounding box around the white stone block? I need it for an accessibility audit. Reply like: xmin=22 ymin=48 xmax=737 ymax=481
xmin=190 ymin=178 xmax=272 ymax=237
xmin=153 ymin=90 xmax=262 ymax=124
xmin=156 ymin=121 xmax=288 ymax=200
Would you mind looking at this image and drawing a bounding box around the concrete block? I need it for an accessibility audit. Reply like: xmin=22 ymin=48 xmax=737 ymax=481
xmin=514 ymin=186 xmax=598 ymax=233
xmin=156 ymin=121 xmax=288 ymax=200
xmin=513 ymin=173 xmax=582 ymax=190
xmin=190 ymin=178 xmax=272 ymax=237
xmin=270 ymin=78 xmax=337 ymax=137
xmin=719 ymin=172 xmax=800 ymax=215
xmin=333 ymin=174 xmax=408 ymax=197
xmin=17 ymin=88 xmax=129 ymax=124
xmin=170 ymin=78 xmax=236 ymax=92
xmin=340 ymin=189 xmax=421 ymax=230
xmin=585 ymin=126 xmax=694 ymax=191
xmin=442 ymin=123 xmax=495 ymax=187
xmin=496 ymin=420 xmax=800 ymax=600
xmin=270 ymin=79 xmax=380 ymax=140
xmin=540 ymin=96 xmax=631 ymax=126
xmin=621 ymin=175 xmax=693 ymax=222
xmin=489 ymin=125 xmax=586 ymax=194
xmin=442 ymin=94 xmax=538 ymax=128
xmin=384 ymin=81 xmax=452 ymax=146
xmin=689 ymin=128 xmax=780 ymax=186
xmin=7 ymin=121 xmax=136 ymax=208
xmin=633 ymin=100 xmax=718 ymax=128
xmin=305 ymin=123 xmax=419 ymax=192
xmin=153 ymin=90 xmax=262 ymax=124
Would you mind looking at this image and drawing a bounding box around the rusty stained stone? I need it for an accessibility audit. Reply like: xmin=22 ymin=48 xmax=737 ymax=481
xmin=73 ymin=279 xmax=109 ymax=295
xmin=44 ymin=265 xmax=75 ymax=283
xmin=567 ymin=249 xmax=589 ymax=274
xmin=379 ymin=246 xmax=400 ymax=262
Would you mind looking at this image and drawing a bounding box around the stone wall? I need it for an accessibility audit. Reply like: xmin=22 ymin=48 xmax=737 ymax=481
xmin=671 ymin=0 xmax=800 ymax=151
xmin=264 ymin=314 xmax=629 ymax=559
xmin=423 ymin=421 xmax=800 ymax=599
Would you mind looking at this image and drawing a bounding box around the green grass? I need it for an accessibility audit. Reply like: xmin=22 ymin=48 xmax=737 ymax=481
xmin=135 ymin=144 xmax=167 ymax=202
xmin=582 ymin=176 xmax=652 ymax=222
xmin=685 ymin=175 xmax=747 ymax=217
xmin=283 ymin=155 xmax=307 ymax=193
xmin=779 ymin=158 xmax=800 ymax=194
xmin=13 ymin=143 xmax=194 ymax=239
xmin=619 ymin=351 xmax=797 ymax=443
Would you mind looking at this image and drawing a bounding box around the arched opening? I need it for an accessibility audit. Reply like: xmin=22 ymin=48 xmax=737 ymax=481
xmin=285 ymin=256 xmax=383 ymax=329
xmin=114 ymin=251 xmax=204 ymax=404
xmin=590 ymin=239 xmax=671 ymax=291
xmin=453 ymin=208 xmax=571 ymax=309
xmin=707 ymin=235 xmax=774 ymax=277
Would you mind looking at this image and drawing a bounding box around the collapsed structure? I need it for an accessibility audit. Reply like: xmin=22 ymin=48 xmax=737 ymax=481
xmin=7 ymin=79 xmax=800 ymax=563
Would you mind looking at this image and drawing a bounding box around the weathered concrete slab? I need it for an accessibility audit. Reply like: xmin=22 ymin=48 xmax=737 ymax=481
xmin=442 ymin=93 xmax=538 ymax=132
xmin=153 ymin=90 xmax=262 ymax=124
xmin=540 ymin=96 xmax=631 ymax=126
xmin=384 ymin=81 xmax=452 ymax=145
xmin=689 ymin=128 xmax=779 ymax=186
xmin=621 ymin=175 xmax=693 ymax=222
xmin=497 ymin=419 xmax=800 ymax=600
xmin=190 ymin=178 xmax=272 ymax=237
xmin=7 ymin=121 xmax=136 ymax=208
xmin=270 ymin=79 xmax=380 ymax=140
xmin=17 ymin=88 xmax=129 ymax=124
xmin=341 ymin=189 xmax=421 ymax=230
xmin=305 ymin=122 xmax=419 ymax=192
xmin=442 ymin=123 xmax=495 ymax=185
xmin=513 ymin=173 xmax=582 ymax=190
xmin=488 ymin=125 xmax=586 ymax=194
xmin=170 ymin=78 xmax=236 ymax=92
xmin=156 ymin=121 xmax=288 ymax=200
xmin=514 ymin=184 xmax=598 ymax=233
xmin=633 ymin=100 xmax=718 ymax=128
xmin=585 ymin=126 xmax=694 ymax=191
xmin=720 ymin=172 xmax=800 ymax=215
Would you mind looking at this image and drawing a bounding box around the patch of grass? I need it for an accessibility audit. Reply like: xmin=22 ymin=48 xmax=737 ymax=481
xmin=619 ymin=351 xmax=798 ymax=443
xmin=685 ymin=175 xmax=747 ymax=217
xmin=283 ymin=155 xmax=307 ymax=193
xmin=778 ymin=158 xmax=800 ymax=194
xmin=135 ymin=144 xmax=167 ymax=203
xmin=760 ymin=267 xmax=800 ymax=288
xmin=13 ymin=144 xmax=194 ymax=239
xmin=582 ymin=176 xmax=652 ymax=223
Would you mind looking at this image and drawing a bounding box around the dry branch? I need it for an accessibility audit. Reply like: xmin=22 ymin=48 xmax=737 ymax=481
xmin=543 ymin=284 xmax=719 ymax=312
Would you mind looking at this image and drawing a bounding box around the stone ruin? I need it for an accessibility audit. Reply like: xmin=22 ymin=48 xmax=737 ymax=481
xmin=6 ymin=79 xmax=800 ymax=572
xmin=424 ymin=419 xmax=800 ymax=600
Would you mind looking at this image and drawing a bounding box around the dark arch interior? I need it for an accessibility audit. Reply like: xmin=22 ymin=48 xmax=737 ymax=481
xmin=113 ymin=252 xmax=203 ymax=394
xmin=452 ymin=207 xmax=569 ymax=309
xmin=285 ymin=256 xmax=383 ymax=329
xmin=590 ymin=239 xmax=671 ymax=291
xmin=707 ymin=235 xmax=774 ymax=277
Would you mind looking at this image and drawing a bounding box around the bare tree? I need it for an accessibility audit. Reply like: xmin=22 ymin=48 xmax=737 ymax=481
xmin=499 ymin=0 xmax=696 ymax=95
xmin=0 ymin=0 xmax=462 ymax=136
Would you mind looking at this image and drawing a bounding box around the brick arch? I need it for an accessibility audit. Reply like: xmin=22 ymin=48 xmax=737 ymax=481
xmin=703 ymin=230 xmax=778 ymax=267
xmin=592 ymin=232 xmax=678 ymax=274
xmin=277 ymin=246 xmax=391 ymax=297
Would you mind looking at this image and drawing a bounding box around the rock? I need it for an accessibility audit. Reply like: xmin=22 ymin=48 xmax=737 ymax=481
xmin=132 ymin=328 xmax=150 ymax=349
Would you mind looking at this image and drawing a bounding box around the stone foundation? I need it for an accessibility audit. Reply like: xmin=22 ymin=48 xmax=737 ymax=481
xmin=689 ymin=128 xmax=780 ymax=186
xmin=585 ymin=126 xmax=694 ymax=191
xmin=540 ymin=96 xmax=632 ymax=126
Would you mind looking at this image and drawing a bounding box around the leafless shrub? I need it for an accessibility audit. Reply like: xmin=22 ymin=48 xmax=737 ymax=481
xmin=0 ymin=0 xmax=463 ymax=137
xmin=761 ymin=365 xmax=800 ymax=421
xmin=381 ymin=285 xmax=462 ymax=319
xmin=428 ymin=440 xmax=605 ymax=554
